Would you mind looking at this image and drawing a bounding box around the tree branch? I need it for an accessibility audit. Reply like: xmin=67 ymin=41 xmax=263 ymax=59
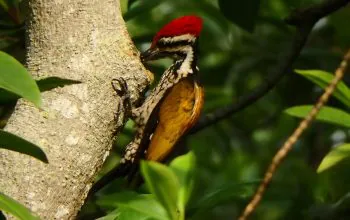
xmin=190 ymin=0 xmax=350 ymax=134
xmin=239 ymin=47 xmax=350 ymax=220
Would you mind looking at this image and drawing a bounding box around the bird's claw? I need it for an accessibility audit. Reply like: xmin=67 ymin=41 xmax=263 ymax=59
xmin=112 ymin=78 xmax=132 ymax=119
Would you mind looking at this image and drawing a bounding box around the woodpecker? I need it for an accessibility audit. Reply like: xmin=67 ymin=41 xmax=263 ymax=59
xmin=142 ymin=16 xmax=204 ymax=162
xmin=90 ymin=15 xmax=204 ymax=194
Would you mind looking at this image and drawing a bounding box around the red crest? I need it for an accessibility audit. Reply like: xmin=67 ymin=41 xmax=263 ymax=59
xmin=151 ymin=15 xmax=203 ymax=47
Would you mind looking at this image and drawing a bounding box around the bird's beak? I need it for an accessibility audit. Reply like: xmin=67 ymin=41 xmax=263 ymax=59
xmin=140 ymin=47 xmax=160 ymax=63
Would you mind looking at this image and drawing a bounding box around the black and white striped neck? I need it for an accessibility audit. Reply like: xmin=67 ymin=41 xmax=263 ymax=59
xmin=175 ymin=44 xmax=197 ymax=75
xmin=157 ymin=34 xmax=198 ymax=73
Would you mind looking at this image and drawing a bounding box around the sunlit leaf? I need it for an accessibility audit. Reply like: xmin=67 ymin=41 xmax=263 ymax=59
xmin=0 ymin=77 xmax=81 ymax=103
xmin=141 ymin=161 xmax=179 ymax=220
xmin=0 ymin=192 xmax=39 ymax=220
xmin=169 ymin=152 xmax=195 ymax=211
xmin=285 ymin=105 xmax=350 ymax=128
xmin=96 ymin=212 xmax=118 ymax=220
xmin=295 ymin=69 xmax=350 ymax=107
xmin=0 ymin=130 xmax=48 ymax=163
xmin=0 ymin=51 xmax=41 ymax=107
xmin=117 ymin=206 xmax=163 ymax=220
xmin=218 ymin=0 xmax=261 ymax=32
xmin=97 ymin=191 xmax=169 ymax=220
xmin=317 ymin=144 xmax=350 ymax=173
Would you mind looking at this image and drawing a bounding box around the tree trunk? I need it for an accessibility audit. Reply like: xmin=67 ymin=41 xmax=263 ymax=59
xmin=0 ymin=0 xmax=149 ymax=219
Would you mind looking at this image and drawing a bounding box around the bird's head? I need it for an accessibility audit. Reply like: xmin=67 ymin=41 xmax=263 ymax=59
xmin=141 ymin=15 xmax=203 ymax=62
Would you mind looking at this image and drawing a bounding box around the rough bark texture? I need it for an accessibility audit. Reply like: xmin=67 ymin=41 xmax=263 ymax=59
xmin=0 ymin=0 xmax=150 ymax=219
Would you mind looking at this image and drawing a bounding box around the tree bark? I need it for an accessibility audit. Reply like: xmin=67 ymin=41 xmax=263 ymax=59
xmin=0 ymin=0 xmax=150 ymax=219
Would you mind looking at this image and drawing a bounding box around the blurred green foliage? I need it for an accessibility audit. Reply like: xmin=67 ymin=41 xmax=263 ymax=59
xmin=1 ymin=0 xmax=350 ymax=219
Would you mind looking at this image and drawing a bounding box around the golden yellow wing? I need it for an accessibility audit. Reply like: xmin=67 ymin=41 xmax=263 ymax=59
xmin=146 ymin=77 xmax=204 ymax=162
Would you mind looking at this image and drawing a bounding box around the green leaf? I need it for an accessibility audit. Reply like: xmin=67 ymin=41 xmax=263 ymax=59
xmin=218 ymin=0 xmax=261 ymax=32
xmin=97 ymin=191 xmax=169 ymax=220
xmin=0 ymin=51 xmax=41 ymax=107
xmin=169 ymin=152 xmax=195 ymax=212
xmin=118 ymin=206 xmax=161 ymax=220
xmin=0 ymin=77 xmax=81 ymax=103
xmin=0 ymin=130 xmax=48 ymax=163
xmin=295 ymin=69 xmax=350 ymax=107
xmin=96 ymin=212 xmax=118 ymax=220
xmin=284 ymin=105 xmax=350 ymax=128
xmin=0 ymin=192 xmax=39 ymax=220
xmin=317 ymin=144 xmax=350 ymax=173
xmin=141 ymin=161 xmax=179 ymax=220
xmin=94 ymin=208 xmax=120 ymax=220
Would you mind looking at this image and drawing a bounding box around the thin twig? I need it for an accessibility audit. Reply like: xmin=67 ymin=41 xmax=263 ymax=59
xmin=190 ymin=0 xmax=350 ymax=134
xmin=238 ymin=48 xmax=350 ymax=220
